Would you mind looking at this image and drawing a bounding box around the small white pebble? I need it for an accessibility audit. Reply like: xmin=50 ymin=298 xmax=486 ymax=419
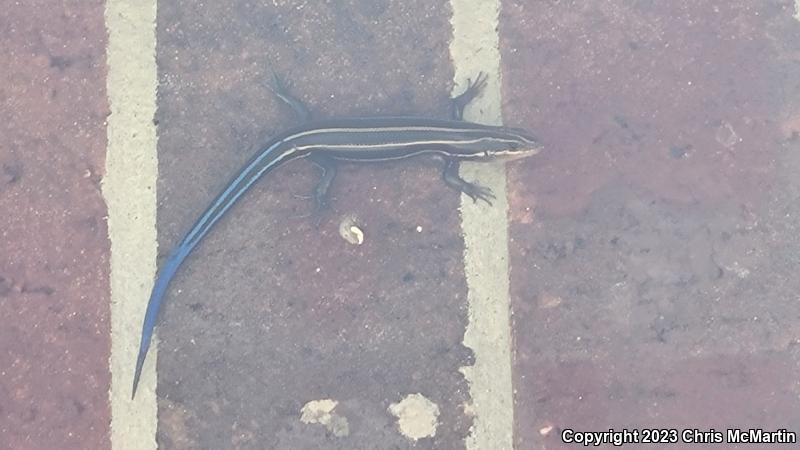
xmin=338 ymin=215 xmax=364 ymax=245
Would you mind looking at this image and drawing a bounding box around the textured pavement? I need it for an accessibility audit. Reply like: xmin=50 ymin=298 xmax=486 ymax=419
xmin=3 ymin=1 xmax=800 ymax=449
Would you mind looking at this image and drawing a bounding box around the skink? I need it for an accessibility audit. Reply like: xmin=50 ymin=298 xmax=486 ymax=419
xmin=132 ymin=73 xmax=541 ymax=398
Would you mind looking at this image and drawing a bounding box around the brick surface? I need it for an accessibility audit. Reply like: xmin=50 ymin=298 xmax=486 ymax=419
xmin=0 ymin=2 xmax=111 ymax=449
xmin=502 ymin=1 xmax=800 ymax=448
